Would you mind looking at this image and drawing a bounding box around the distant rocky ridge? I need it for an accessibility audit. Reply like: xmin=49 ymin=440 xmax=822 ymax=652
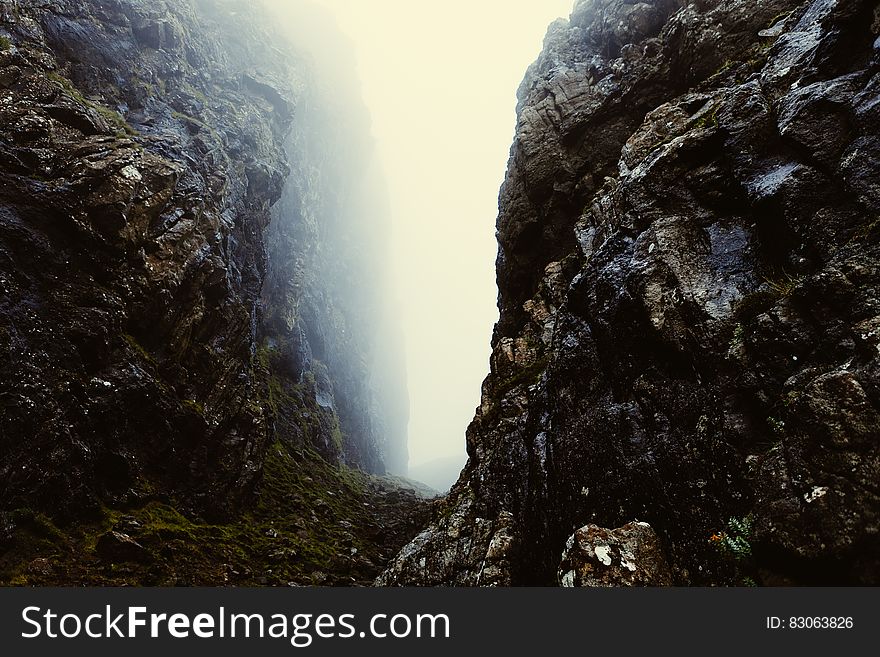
xmin=381 ymin=0 xmax=880 ymax=586
xmin=407 ymin=455 xmax=467 ymax=493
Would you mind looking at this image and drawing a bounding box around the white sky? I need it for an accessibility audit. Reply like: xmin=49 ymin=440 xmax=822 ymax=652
xmin=285 ymin=0 xmax=574 ymax=469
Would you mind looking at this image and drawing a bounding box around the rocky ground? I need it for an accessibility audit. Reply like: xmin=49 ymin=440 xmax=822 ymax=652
xmin=381 ymin=0 xmax=880 ymax=586
xmin=1 ymin=443 xmax=432 ymax=586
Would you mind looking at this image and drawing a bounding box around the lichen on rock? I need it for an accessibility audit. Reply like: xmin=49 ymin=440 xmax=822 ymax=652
xmin=558 ymin=521 xmax=674 ymax=587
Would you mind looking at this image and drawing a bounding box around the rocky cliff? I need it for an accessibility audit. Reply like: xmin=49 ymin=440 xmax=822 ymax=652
xmin=260 ymin=4 xmax=409 ymax=475
xmin=0 ymin=0 xmax=418 ymax=586
xmin=381 ymin=0 xmax=880 ymax=586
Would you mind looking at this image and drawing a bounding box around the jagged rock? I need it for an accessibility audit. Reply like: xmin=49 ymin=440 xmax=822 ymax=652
xmin=0 ymin=0 xmax=295 ymax=518
xmin=96 ymin=531 xmax=150 ymax=564
xmin=382 ymin=0 xmax=880 ymax=586
xmin=558 ymin=522 xmax=674 ymax=587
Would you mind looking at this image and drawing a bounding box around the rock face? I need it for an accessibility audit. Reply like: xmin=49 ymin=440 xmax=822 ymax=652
xmin=0 ymin=0 xmax=407 ymax=527
xmin=382 ymin=0 xmax=880 ymax=586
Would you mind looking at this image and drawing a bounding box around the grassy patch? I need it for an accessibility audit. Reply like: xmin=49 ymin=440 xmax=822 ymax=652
xmin=733 ymin=271 xmax=802 ymax=322
xmin=845 ymin=216 xmax=880 ymax=246
xmin=763 ymin=271 xmax=802 ymax=297
xmin=181 ymin=398 xmax=205 ymax=416
xmin=765 ymin=10 xmax=795 ymax=30
xmin=0 ymin=444 xmax=429 ymax=586
xmin=93 ymin=104 xmax=139 ymax=136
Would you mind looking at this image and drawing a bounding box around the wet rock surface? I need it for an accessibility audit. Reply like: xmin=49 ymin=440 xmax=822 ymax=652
xmin=0 ymin=0 xmax=294 ymax=518
xmin=383 ymin=0 xmax=880 ymax=586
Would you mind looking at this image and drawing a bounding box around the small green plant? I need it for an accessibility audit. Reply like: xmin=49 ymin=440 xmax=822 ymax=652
xmin=767 ymin=416 xmax=785 ymax=436
xmin=733 ymin=323 xmax=745 ymax=342
xmin=709 ymin=514 xmax=755 ymax=561
xmin=845 ymin=216 xmax=880 ymax=245
xmin=728 ymin=323 xmax=745 ymax=353
xmin=763 ymin=270 xmax=802 ymax=297
xmin=0 ymin=35 xmax=12 ymax=51
xmin=709 ymin=59 xmax=735 ymax=80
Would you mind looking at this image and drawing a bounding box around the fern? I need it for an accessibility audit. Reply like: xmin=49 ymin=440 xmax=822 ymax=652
xmin=710 ymin=514 xmax=754 ymax=561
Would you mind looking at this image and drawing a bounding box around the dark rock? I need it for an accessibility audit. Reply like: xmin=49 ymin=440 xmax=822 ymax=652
xmin=382 ymin=0 xmax=880 ymax=586
xmin=44 ymin=102 xmax=110 ymax=136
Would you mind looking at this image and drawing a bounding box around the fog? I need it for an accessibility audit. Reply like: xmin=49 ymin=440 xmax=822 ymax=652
xmin=263 ymin=0 xmax=574 ymax=480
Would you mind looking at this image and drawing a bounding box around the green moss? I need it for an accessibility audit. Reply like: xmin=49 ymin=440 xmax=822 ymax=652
xmin=304 ymin=370 xmax=317 ymax=389
xmin=47 ymin=71 xmax=88 ymax=104
xmin=765 ymin=10 xmax=794 ymax=30
xmin=0 ymin=330 xmax=428 ymax=586
xmin=734 ymin=289 xmax=779 ymax=319
xmin=10 ymin=509 xmax=66 ymax=543
xmin=493 ymin=358 xmax=549 ymax=400
xmin=705 ymin=32 xmax=775 ymax=87
xmin=0 ymin=36 xmax=11 ymax=51
xmin=476 ymin=358 xmax=549 ymax=428
xmin=172 ymin=109 xmax=218 ymax=141
xmin=47 ymin=71 xmax=138 ymax=136
xmin=123 ymin=333 xmax=155 ymax=365
xmin=181 ymin=398 xmax=205 ymax=416
xmin=708 ymin=59 xmax=736 ymax=82
xmin=693 ymin=102 xmax=721 ymax=130
xmin=0 ymin=442 xmax=423 ymax=586
xmin=188 ymin=86 xmax=209 ymax=105
xmin=846 ymin=216 xmax=880 ymax=245
xmin=254 ymin=343 xmax=276 ymax=370
xmin=729 ymin=322 xmax=745 ymax=348
xmin=767 ymin=416 xmax=785 ymax=436
xmin=330 ymin=417 xmax=344 ymax=452
xmin=93 ymin=104 xmax=139 ymax=136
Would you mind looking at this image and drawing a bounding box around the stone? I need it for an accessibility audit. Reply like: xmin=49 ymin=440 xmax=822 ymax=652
xmin=558 ymin=522 xmax=674 ymax=587
xmin=96 ymin=531 xmax=151 ymax=564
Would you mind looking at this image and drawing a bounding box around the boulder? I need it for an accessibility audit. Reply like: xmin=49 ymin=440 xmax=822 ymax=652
xmin=558 ymin=522 xmax=674 ymax=587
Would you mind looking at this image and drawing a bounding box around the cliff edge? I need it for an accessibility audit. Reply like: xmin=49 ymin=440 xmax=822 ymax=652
xmin=381 ymin=0 xmax=880 ymax=586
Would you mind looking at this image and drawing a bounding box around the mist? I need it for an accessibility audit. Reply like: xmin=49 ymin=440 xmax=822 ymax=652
xmin=262 ymin=0 xmax=574 ymax=483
